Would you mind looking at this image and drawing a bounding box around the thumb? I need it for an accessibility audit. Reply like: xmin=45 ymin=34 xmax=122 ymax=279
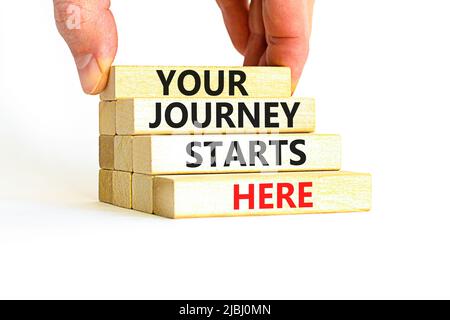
xmin=53 ymin=0 xmax=118 ymax=94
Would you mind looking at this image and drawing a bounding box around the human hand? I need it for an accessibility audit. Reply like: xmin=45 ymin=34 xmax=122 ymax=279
xmin=217 ymin=0 xmax=314 ymax=92
xmin=53 ymin=0 xmax=117 ymax=94
xmin=53 ymin=0 xmax=313 ymax=95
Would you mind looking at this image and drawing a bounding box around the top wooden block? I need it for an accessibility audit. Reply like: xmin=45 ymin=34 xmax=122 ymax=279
xmin=100 ymin=66 xmax=292 ymax=100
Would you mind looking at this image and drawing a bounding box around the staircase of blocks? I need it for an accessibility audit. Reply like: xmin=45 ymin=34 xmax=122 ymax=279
xmin=99 ymin=66 xmax=371 ymax=219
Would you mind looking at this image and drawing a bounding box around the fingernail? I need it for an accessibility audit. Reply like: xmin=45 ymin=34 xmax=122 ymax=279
xmin=75 ymin=54 xmax=108 ymax=95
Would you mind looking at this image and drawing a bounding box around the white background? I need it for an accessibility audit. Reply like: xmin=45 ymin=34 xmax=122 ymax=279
xmin=0 ymin=0 xmax=449 ymax=299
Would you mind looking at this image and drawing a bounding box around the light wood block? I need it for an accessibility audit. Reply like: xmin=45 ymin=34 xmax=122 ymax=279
xmin=98 ymin=170 xmax=132 ymax=209
xmin=114 ymin=136 xmax=133 ymax=172
xmin=132 ymin=173 xmax=153 ymax=214
xmin=99 ymin=101 xmax=116 ymax=135
xmin=152 ymin=171 xmax=372 ymax=219
xmin=133 ymin=134 xmax=341 ymax=175
xmin=113 ymin=98 xmax=315 ymax=135
xmin=100 ymin=66 xmax=291 ymax=100
xmin=99 ymin=136 xmax=133 ymax=172
xmin=99 ymin=136 xmax=114 ymax=170
xmin=113 ymin=170 xmax=132 ymax=209
xmin=99 ymin=169 xmax=113 ymax=204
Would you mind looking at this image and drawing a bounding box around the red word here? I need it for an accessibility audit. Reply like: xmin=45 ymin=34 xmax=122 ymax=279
xmin=233 ymin=182 xmax=313 ymax=210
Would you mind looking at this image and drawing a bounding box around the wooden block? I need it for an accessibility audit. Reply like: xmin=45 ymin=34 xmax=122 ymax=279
xmin=152 ymin=171 xmax=372 ymax=219
xmin=132 ymin=134 xmax=341 ymax=175
xmin=99 ymin=136 xmax=114 ymax=170
xmin=132 ymin=173 xmax=153 ymax=214
xmin=114 ymin=136 xmax=133 ymax=172
xmin=99 ymin=169 xmax=113 ymax=204
xmin=100 ymin=66 xmax=291 ymax=100
xmin=99 ymin=136 xmax=133 ymax=172
xmin=98 ymin=170 xmax=132 ymax=209
xmin=99 ymin=101 xmax=116 ymax=135
xmin=114 ymin=98 xmax=315 ymax=135
xmin=113 ymin=170 xmax=132 ymax=209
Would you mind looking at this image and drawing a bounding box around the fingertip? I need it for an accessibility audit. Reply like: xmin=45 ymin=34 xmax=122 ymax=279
xmin=290 ymin=62 xmax=305 ymax=94
xmin=234 ymin=40 xmax=248 ymax=56
xmin=265 ymin=37 xmax=309 ymax=94
xmin=75 ymin=54 xmax=111 ymax=95
xmin=291 ymin=78 xmax=299 ymax=94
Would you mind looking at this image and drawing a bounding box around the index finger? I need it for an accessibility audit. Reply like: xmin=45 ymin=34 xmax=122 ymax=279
xmin=217 ymin=0 xmax=250 ymax=55
xmin=262 ymin=0 xmax=314 ymax=92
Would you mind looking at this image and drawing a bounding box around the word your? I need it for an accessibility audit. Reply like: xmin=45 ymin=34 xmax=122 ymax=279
xmin=157 ymin=69 xmax=248 ymax=96
xmin=186 ymin=139 xmax=307 ymax=168
xmin=234 ymin=182 xmax=314 ymax=210
xmin=148 ymin=101 xmax=301 ymax=129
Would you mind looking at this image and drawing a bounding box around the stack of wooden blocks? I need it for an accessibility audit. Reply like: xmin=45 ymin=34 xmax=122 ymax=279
xmin=99 ymin=66 xmax=371 ymax=218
